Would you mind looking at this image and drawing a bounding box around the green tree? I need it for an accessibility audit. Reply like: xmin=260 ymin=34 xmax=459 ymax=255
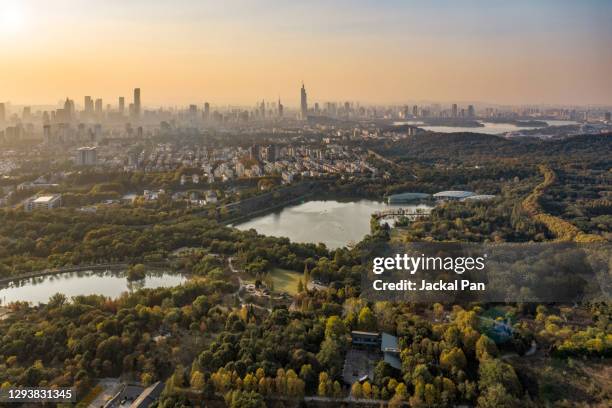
xmin=477 ymin=384 xmax=521 ymax=408
xmin=226 ymin=390 xmax=266 ymax=408
xmin=358 ymin=306 xmax=377 ymax=331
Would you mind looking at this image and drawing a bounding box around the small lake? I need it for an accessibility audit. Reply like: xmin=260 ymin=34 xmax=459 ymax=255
xmin=233 ymin=199 xmax=432 ymax=249
xmin=0 ymin=269 xmax=187 ymax=304
xmin=394 ymin=120 xmax=578 ymax=135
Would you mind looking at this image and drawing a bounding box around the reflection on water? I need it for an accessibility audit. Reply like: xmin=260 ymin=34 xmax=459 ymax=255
xmin=233 ymin=199 xmax=432 ymax=249
xmin=394 ymin=120 xmax=578 ymax=135
xmin=0 ymin=269 xmax=186 ymax=304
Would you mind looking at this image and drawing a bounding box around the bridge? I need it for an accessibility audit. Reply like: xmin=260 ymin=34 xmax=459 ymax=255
xmin=372 ymin=208 xmax=429 ymax=220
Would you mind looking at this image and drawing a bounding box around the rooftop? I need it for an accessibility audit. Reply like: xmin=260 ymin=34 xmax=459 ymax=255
xmin=462 ymin=194 xmax=496 ymax=201
xmin=433 ymin=190 xmax=476 ymax=199
xmin=33 ymin=195 xmax=59 ymax=203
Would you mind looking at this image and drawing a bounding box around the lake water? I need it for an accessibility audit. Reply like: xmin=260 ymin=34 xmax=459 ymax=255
xmin=0 ymin=269 xmax=186 ymax=304
xmin=394 ymin=120 xmax=578 ymax=135
xmin=233 ymin=199 xmax=432 ymax=249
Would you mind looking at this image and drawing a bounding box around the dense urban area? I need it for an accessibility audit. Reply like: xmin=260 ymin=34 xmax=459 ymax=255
xmin=0 ymin=86 xmax=610 ymax=408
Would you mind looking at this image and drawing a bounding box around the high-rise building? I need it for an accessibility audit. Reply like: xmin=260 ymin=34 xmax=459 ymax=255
xmin=203 ymin=102 xmax=210 ymax=120
xmin=133 ymin=88 xmax=141 ymax=117
xmin=452 ymin=103 xmax=458 ymax=118
xmin=94 ymin=124 xmax=102 ymax=141
xmin=43 ymin=125 xmax=51 ymax=144
xmin=467 ymin=105 xmax=475 ymax=118
xmin=25 ymin=194 xmax=62 ymax=212
xmin=65 ymin=99 xmax=75 ymax=118
xmin=118 ymin=97 xmax=125 ymax=114
xmin=0 ymin=103 xmax=5 ymax=122
xmin=278 ymin=98 xmax=283 ymax=117
xmin=95 ymin=98 xmax=103 ymax=115
xmin=23 ymin=106 xmax=32 ymax=121
xmin=84 ymin=96 xmax=94 ymax=114
xmin=249 ymin=145 xmax=260 ymax=160
xmin=412 ymin=105 xmax=418 ymax=118
xmin=300 ymin=82 xmax=308 ymax=119
xmin=605 ymin=112 xmax=611 ymax=122
xmin=76 ymin=146 xmax=97 ymax=166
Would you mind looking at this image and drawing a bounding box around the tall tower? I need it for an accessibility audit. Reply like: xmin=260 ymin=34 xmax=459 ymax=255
xmin=278 ymin=98 xmax=283 ymax=118
xmin=0 ymin=103 xmax=5 ymax=123
xmin=300 ymin=82 xmax=308 ymax=120
xmin=95 ymin=98 xmax=103 ymax=115
xmin=84 ymin=96 xmax=93 ymax=114
xmin=133 ymin=88 xmax=141 ymax=117
xmin=118 ymin=97 xmax=125 ymax=114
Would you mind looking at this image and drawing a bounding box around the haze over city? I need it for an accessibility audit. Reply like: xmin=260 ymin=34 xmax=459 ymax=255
xmin=1 ymin=0 xmax=612 ymax=107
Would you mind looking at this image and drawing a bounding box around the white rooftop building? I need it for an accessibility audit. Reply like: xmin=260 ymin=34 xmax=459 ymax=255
xmin=25 ymin=194 xmax=62 ymax=212
xmin=433 ymin=190 xmax=476 ymax=201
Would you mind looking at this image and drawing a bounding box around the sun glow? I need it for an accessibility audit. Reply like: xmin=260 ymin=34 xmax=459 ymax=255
xmin=0 ymin=2 xmax=26 ymax=34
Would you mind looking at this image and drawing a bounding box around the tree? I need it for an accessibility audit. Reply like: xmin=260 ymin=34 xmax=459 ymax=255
xmin=373 ymin=361 xmax=393 ymax=386
xmin=362 ymin=381 xmax=372 ymax=399
xmin=351 ymin=382 xmax=363 ymax=398
xmin=127 ymin=263 xmax=146 ymax=281
xmin=440 ymin=347 xmax=467 ymax=371
xmin=226 ymin=390 xmax=266 ymax=408
xmin=304 ymin=263 xmax=310 ymax=284
xmin=190 ymin=371 xmax=206 ymax=389
xmin=389 ymin=382 xmax=408 ymax=408
xmin=317 ymin=372 xmax=332 ymax=397
xmin=358 ymin=306 xmax=377 ymax=331
xmin=477 ymin=384 xmax=521 ymax=408
xmin=317 ymin=338 xmax=344 ymax=377
xmin=475 ymin=335 xmax=498 ymax=360
xmin=324 ymin=316 xmax=347 ymax=341
xmin=478 ymin=359 xmax=521 ymax=397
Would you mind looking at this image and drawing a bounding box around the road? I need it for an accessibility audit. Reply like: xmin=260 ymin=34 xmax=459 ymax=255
xmin=228 ymin=257 xmax=271 ymax=312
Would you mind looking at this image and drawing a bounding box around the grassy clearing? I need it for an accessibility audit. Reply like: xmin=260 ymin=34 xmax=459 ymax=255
xmin=270 ymin=268 xmax=302 ymax=295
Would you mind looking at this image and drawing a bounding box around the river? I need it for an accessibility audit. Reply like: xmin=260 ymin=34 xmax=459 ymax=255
xmin=233 ymin=199 xmax=432 ymax=249
xmin=0 ymin=269 xmax=186 ymax=304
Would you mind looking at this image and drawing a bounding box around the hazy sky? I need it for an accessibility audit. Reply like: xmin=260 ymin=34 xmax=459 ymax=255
xmin=1 ymin=0 xmax=611 ymax=107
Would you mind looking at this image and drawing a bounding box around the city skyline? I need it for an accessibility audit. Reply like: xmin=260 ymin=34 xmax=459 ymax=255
xmin=1 ymin=0 xmax=612 ymax=106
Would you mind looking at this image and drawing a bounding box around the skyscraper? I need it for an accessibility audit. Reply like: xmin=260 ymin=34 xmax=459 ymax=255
xmin=95 ymin=98 xmax=103 ymax=115
xmin=467 ymin=105 xmax=475 ymax=118
xmin=300 ymin=82 xmax=308 ymax=120
xmin=452 ymin=103 xmax=458 ymax=118
xmin=118 ymin=97 xmax=125 ymax=114
xmin=278 ymin=98 xmax=283 ymax=118
xmin=84 ymin=96 xmax=94 ymax=114
xmin=76 ymin=147 xmax=97 ymax=166
xmin=412 ymin=105 xmax=418 ymax=118
xmin=0 ymin=103 xmax=5 ymax=122
xmin=203 ymin=102 xmax=210 ymax=120
xmin=133 ymin=88 xmax=141 ymax=117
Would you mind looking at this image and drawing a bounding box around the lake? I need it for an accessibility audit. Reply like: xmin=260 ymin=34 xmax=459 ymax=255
xmin=394 ymin=120 xmax=578 ymax=134
xmin=0 ymin=269 xmax=187 ymax=304
xmin=233 ymin=199 xmax=432 ymax=249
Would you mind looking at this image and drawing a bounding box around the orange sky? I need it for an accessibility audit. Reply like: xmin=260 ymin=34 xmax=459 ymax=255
xmin=1 ymin=0 xmax=611 ymax=107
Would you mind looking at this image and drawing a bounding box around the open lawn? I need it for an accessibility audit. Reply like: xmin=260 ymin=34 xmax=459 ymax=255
xmin=270 ymin=268 xmax=302 ymax=295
